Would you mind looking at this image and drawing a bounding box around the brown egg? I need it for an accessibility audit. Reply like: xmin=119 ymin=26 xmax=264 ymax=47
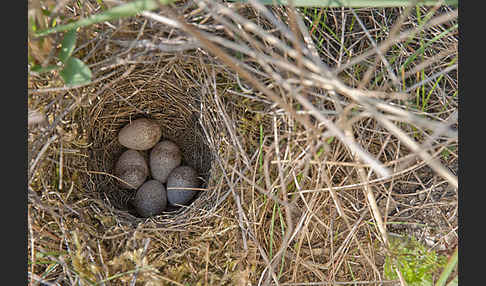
xmin=149 ymin=140 xmax=182 ymax=183
xmin=118 ymin=118 xmax=162 ymax=150
xmin=133 ymin=180 xmax=167 ymax=217
xmin=114 ymin=150 xmax=148 ymax=190
xmin=166 ymin=166 xmax=199 ymax=206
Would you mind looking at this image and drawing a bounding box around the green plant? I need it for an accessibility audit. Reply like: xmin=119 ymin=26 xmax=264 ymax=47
xmin=31 ymin=28 xmax=93 ymax=86
xmin=57 ymin=29 xmax=93 ymax=86
xmin=384 ymin=234 xmax=455 ymax=286
xmin=30 ymin=0 xmax=177 ymax=87
xmin=440 ymin=146 xmax=456 ymax=161
xmin=33 ymin=0 xmax=174 ymax=37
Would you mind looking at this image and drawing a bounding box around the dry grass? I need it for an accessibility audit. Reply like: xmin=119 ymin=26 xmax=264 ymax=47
xmin=28 ymin=0 xmax=457 ymax=285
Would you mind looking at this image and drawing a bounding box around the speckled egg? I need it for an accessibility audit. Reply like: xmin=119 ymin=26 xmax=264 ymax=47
xmin=118 ymin=118 xmax=162 ymax=150
xmin=133 ymin=180 xmax=167 ymax=217
xmin=114 ymin=149 xmax=148 ymax=190
xmin=149 ymin=140 xmax=182 ymax=183
xmin=166 ymin=166 xmax=199 ymax=206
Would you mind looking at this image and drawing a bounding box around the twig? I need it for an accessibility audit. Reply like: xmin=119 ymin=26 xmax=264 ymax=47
xmin=59 ymin=140 xmax=63 ymax=190
xmin=292 ymin=92 xmax=391 ymax=178
xmin=363 ymin=99 xmax=457 ymax=188
xmin=29 ymin=134 xmax=58 ymax=184
xmin=111 ymin=38 xmax=200 ymax=52
xmin=349 ymin=8 xmax=401 ymax=89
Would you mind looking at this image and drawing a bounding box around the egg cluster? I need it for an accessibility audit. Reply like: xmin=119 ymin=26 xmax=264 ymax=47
xmin=114 ymin=118 xmax=200 ymax=217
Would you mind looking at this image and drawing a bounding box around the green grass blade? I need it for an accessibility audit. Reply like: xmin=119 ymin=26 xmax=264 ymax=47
xmin=28 ymin=259 xmax=61 ymax=265
xmin=58 ymin=29 xmax=77 ymax=63
xmin=34 ymin=0 xmax=174 ymax=37
xmin=401 ymin=23 xmax=458 ymax=71
xmin=422 ymin=74 xmax=443 ymax=111
xmin=229 ymin=0 xmax=458 ymax=7
xmin=259 ymin=123 xmax=264 ymax=173
xmin=435 ymin=247 xmax=458 ymax=286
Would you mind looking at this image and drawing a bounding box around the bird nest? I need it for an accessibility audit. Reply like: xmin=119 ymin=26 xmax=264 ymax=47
xmin=81 ymin=57 xmax=228 ymax=224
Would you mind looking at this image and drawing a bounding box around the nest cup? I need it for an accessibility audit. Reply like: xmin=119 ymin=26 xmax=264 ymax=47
xmin=81 ymin=57 xmax=221 ymax=224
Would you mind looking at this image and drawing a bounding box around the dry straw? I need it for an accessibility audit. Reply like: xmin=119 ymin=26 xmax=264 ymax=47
xmin=28 ymin=0 xmax=457 ymax=285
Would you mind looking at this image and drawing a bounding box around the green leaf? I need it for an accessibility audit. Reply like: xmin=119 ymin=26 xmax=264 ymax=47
xmin=28 ymin=259 xmax=61 ymax=265
xmin=34 ymin=0 xmax=175 ymax=37
xmin=60 ymin=57 xmax=92 ymax=86
xmin=228 ymin=0 xmax=458 ymax=7
xmin=58 ymin=29 xmax=77 ymax=63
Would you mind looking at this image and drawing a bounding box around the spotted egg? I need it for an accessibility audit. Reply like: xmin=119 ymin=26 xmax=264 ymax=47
xmin=118 ymin=118 xmax=162 ymax=150
xmin=149 ymin=140 xmax=182 ymax=183
xmin=166 ymin=166 xmax=199 ymax=206
xmin=133 ymin=180 xmax=167 ymax=217
xmin=114 ymin=149 xmax=148 ymax=190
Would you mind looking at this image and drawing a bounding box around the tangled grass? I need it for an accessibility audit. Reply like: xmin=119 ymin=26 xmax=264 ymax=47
xmin=28 ymin=0 xmax=458 ymax=285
